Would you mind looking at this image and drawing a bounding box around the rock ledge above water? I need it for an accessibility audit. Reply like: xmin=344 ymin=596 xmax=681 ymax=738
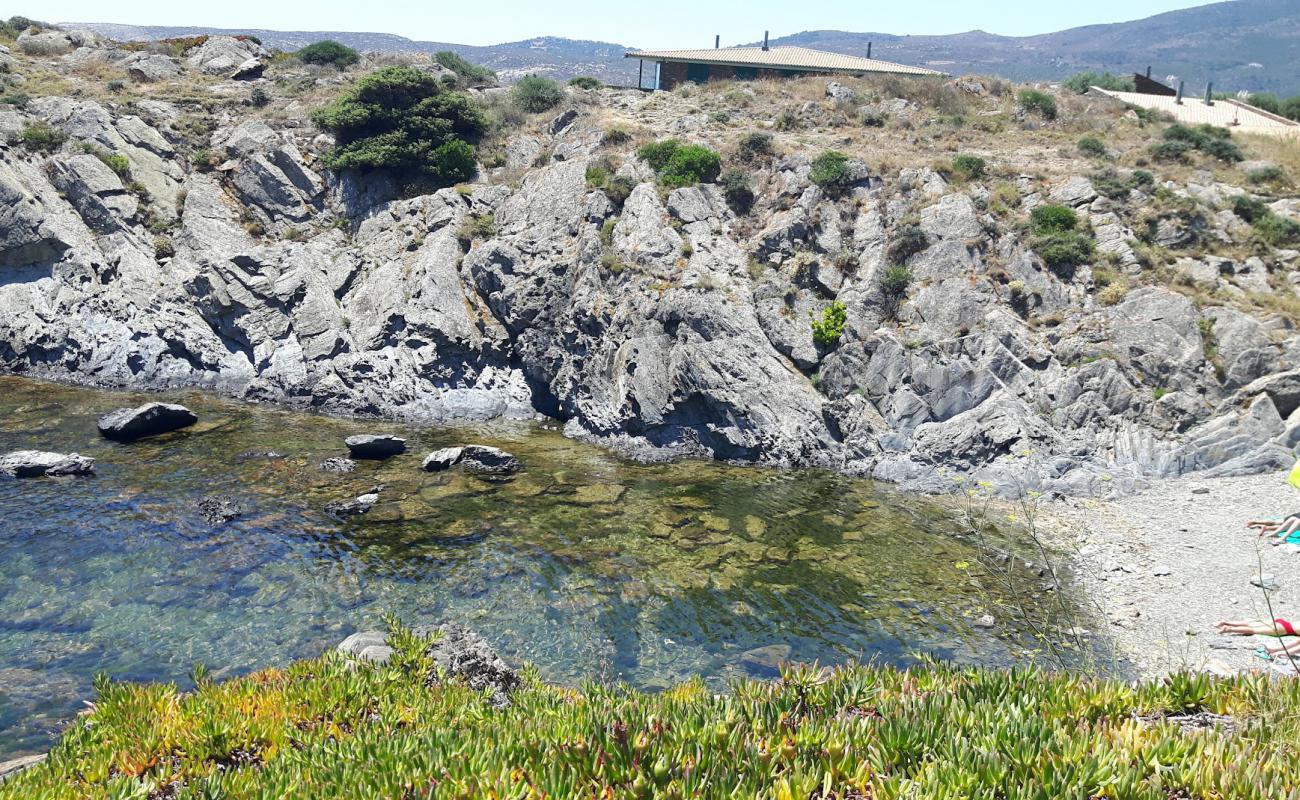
xmin=421 ymin=445 xmax=522 ymax=476
xmin=97 ymin=402 xmax=197 ymax=442
xmin=345 ymin=434 xmax=406 ymax=460
xmin=0 ymin=450 xmax=95 ymax=478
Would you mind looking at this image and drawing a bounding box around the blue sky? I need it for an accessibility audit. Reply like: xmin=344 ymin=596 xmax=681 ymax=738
xmin=38 ymin=0 xmax=1222 ymax=46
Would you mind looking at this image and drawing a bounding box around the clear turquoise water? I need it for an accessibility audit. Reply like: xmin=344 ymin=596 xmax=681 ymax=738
xmin=0 ymin=376 xmax=1080 ymax=758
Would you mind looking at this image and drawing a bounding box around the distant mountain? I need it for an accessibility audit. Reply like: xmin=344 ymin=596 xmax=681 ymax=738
xmin=69 ymin=0 xmax=1300 ymax=94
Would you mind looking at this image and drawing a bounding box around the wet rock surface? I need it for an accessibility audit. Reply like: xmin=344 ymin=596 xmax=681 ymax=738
xmin=0 ymin=450 xmax=94 ymax=478
xmin=97 ymin=403 xmax=197 ymax=442
xmin=344 ymin=435 xmax=407 ymax=460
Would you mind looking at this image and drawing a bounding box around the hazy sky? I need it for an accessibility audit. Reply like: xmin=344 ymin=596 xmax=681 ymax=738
xmin=37 ymin=0 xmax=1223 ymax=46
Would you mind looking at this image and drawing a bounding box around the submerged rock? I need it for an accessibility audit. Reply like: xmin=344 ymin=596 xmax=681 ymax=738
xmin=197 ymin=494 xmax=245 ymax=525
xmin=421 ymin=445 xmax=522 ymax=476
xmin=319 ymin=457 xmax=356 ymax=473
xmin=344 ymin=435 xmax=407 ymax=460
xmin=326 ymin=487 xmax=382 ymax=516
xmin=421 ymin=446 xmax=465 ymax=472
xmin=0 ymin=450 xmax=95 ymax=478
xmin=97 ymin=403 xmax=197 ymax=442
xmin=459 ymin=445 xmax=523 ymax=476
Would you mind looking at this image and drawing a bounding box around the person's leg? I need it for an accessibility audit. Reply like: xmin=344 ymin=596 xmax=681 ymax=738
xmin=1267 ymin=638 xmax=1300 ymax=657
xmin=1217 ymin=620 xmax=1285 ymax=635
xmin=1274 ymin=517 xmax=1300 ymax=538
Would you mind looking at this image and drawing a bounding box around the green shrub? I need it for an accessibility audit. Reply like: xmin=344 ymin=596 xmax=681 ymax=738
xmin=637 ymin=139 xmax=681 ymax=171
xmin=1018 ymin=89 xmax=1057 ymax=120
xmin=719 ymin=169 xmax=753 ymax=212
xmin=1077 ymin=136 xmax=1107 ymax=158
xmin=249 ymin=86 xmax=270 ymax=107
xmin=1062 ymin=71 xmax=1135 ymax=94
xmin=20 ymin=121 xmax=66 ymax=152
xmin=601 ymin=125 xmax=632 ymax=146
xmin=435 ymin=51 xmax=496 ymax=86
xmin=1231 ymin=194 xmax=1270 ymax=223
xmin=568 ymin=76 xmax=601 ymax=90
xmin=457 ymin=213 xmax=496 ymax=243
xmin=809 ymin=150 xmax=853 ymax=195
xmin=296 ymin=40 xmax=359 ymax=69
xmin=880 ymin=264 xmax=913 ymax=296
xmin=586 ymin=160 xmax=636 ymax=208
xmin=106 ymin=79 xmax=126 ymax=92
xmin=1131 ymin=169 xmax=1154 ymax=188
xmin=660 ymin=144 xmax=721 ymax=188
xmin=736 ymin=131 xmax=774 ymax=162
xmin=1030 ymin=204 xmax=1078 ymax=234
xmin=1254 ymin=213 xmax=1300 ymax=247
xmin=861 ymin=110 xmax=886 ymax=127
xmin=810 ymin=300 xmax=847 ymax=347
xmin=1034 ymin=231 xmax=1095 ymax=269
xmin=1247 ymin=165 xmax=1287 ymax=185
xmin=513 ymin=75 xmax=564 ymax=113
xmin=951 ymin=154 xmax=986 ymax=181
xmin=100 ymin=152 xmax=130 ymax=177
xmin=1 ymin=91 xmax=30 ymax=108
xmin=1150 ymin=139 xmax=1191 ymax=162
xmin=311 ymin=66 xmax=486 ymax=187
xmin=887 ymin=224 xmax=928 ymax=263
xmin=1200 ymin=136 xmax=1243 ymax=163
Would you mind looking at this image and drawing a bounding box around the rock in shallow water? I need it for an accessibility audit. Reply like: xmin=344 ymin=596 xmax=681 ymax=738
xmin=344 ymin=434 xmax=406 ymax=460
xmin=0 ymin=450 xmax=95 ymax=478
xmin=97 ymin=402 xmax=197 ymax=442
xmin=421 ymin=445 xmax=522 ymax=476
xmin=421 ymin=446 xmax=465 ymax=472
xmin=197 ymin=494 xmax=245 ymax=525
xmin=326 ymin=490 xmax=380 ymax=516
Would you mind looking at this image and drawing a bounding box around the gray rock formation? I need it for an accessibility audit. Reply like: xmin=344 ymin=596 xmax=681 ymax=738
xmin=0 ymin=450 xmax=95 ymax=478
xmin=326 ymin=490 xmax=380 ymax=516
xmin=97 ymin=403 xmax=198 ymax=441
xmin=422 ymin=444 xmax=521 ymax=475
xmin=421 ymin=446 xmax=465 ymax=472
xmin=344 ymin=434 xmax=406 ymax=459
xmin=2 ymin=63 xmax=1300 ymax=498
xmin=185 ymin=36 xmax=268 ymax=78
xmin=337 ymin=622 xmax=519 ymax=706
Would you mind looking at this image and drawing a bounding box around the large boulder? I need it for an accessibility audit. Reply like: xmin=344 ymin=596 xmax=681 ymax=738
xmin=97 ymin=403 xmax=198 ymax=441
xmin=458 ymin=445 xmax=522 ymax=475
xmin=344 ymin=434 xmax=407 ymax=460
xmin=0 ymin=450 xmax=95 ymax=478
xmin=123 ymin=53 xmax=182 ymax=83
xmin=185 ymin=36 xmax=269 ymax=77
xmin=421 ymin=446 xmax=465 ymax=472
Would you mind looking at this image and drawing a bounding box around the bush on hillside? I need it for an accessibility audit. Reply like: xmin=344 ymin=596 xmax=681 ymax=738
xmin=296 ymin=40 xmax=359 ymax=69
xmin=1033 ymin=231 xmax=1095 ymax=270
xmin=568 ymin=76 xmax=602 ymax=90
xmin=809 ymin=150 xmax=853 ymax=195
xmin=1030 ymin=204 xmax=1078 ymax=235
xmin=736 ymin=131 xmax=774 ymax=162
xmin=810 ymin=300 xmax=847 ymax=347
xmin=1062 ymin=71 xmax=1135 ymax=94
xmin=1018 ymin=89 xmax=1057 ymax=120
xmin=435 ymin=51 xmax=496 ymax=86
xmin=0 ymin=16 xmax=52 ymax=40
xmin=950 ymin=154 xmax=986 ymax=181
xmin=1231 ymin=194 xmax=1270 ymax=223
xmin=513 ymin=75 xmax=564 ymax=113
xmin=1254 ymin=213 xmax=1300 ymax=247
xmin=1155 ymin=124 xmax=1243 ymax=163
xmin=660 ymin=144 xmax=722 ymax=188
xmin=880 ymin=264 xmax=913 ymax=296
xmin=887 ymin=224 xmax=929 ymax=264
xmin=311 ymin=66 xmax=486 ymax=187
xmin=1077 ymin=136 xmax=1107 ymax=158
xmin=20 ymin=121 xmax=65 ymax=152
xmin=637 ymin=139 xmax=682 ymax=171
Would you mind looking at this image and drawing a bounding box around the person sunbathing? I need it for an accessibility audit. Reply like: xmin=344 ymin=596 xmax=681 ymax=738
xmin=1246 ymin=515 xmax=1300 ymax=540
xmin=1217 ymin=618 xmax=1300 ymax=656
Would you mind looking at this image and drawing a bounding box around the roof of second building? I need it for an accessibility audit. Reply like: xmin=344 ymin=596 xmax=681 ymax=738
xmin=624 ymin=45 xmax=944 ymax=77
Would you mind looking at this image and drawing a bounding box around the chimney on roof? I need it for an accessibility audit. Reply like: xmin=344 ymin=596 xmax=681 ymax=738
xmin=1145 ymin=65 xmax=1151 ymax=79
xmin=1205 ymin=82 xmax=1214 ymax=105
xmin=867 ymin=41 xmax=872 ymax=59
xmin=763 ymin=31 xmax=769 ymax=51
xmin=1175 ymin=80 xmax=1185 ymax=104
xmin=715 ymin=34 xmax=720 ymax=49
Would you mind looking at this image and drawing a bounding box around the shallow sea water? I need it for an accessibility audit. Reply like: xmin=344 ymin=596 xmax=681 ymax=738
xmin=0 ymin=376 xmax=1080 ymax=757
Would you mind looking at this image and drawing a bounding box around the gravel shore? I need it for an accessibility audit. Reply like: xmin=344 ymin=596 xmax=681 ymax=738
xmin=1042 ymin=471 xmax=1300 ymax=679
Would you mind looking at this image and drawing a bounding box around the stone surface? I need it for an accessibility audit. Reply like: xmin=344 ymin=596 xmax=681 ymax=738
xmin=97 ymin=403 xmax=198 ymax=442
xmin=421 ymin=446 xmax=465 ymax=472
xmin=0 ymin=450 xmax=95 ymax=478
xmin=457 ymin=445 xmax=522 ymax=476
xmin=344 ymin=435 xmax=407 ymax=460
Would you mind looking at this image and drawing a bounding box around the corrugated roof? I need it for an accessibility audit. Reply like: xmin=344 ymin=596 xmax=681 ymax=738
xmin=1094 ymin=88 xmax=1300 ymax=139
xmin=624 ymin=45 xmax=944 ymax=77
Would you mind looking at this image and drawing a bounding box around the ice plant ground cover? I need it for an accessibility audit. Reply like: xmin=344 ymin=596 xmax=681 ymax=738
xmin=4 ymin=622 xmax=1299 ymax=799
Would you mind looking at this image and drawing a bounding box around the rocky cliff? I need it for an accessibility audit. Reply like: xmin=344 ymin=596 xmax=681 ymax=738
xmin=2 ymin=34 xmax=1300 ymax=496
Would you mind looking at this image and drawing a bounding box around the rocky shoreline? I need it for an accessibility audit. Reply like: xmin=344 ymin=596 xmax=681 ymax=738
xmin=3 ymin=36 xmax=1300 ymax=497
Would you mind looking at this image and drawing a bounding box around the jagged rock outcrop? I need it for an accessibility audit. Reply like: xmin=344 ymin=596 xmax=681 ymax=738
xmin=0 ymin=450 xmax=95 ymax=478
xmin=2 ymin=66 xmax=1300 ymax=497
